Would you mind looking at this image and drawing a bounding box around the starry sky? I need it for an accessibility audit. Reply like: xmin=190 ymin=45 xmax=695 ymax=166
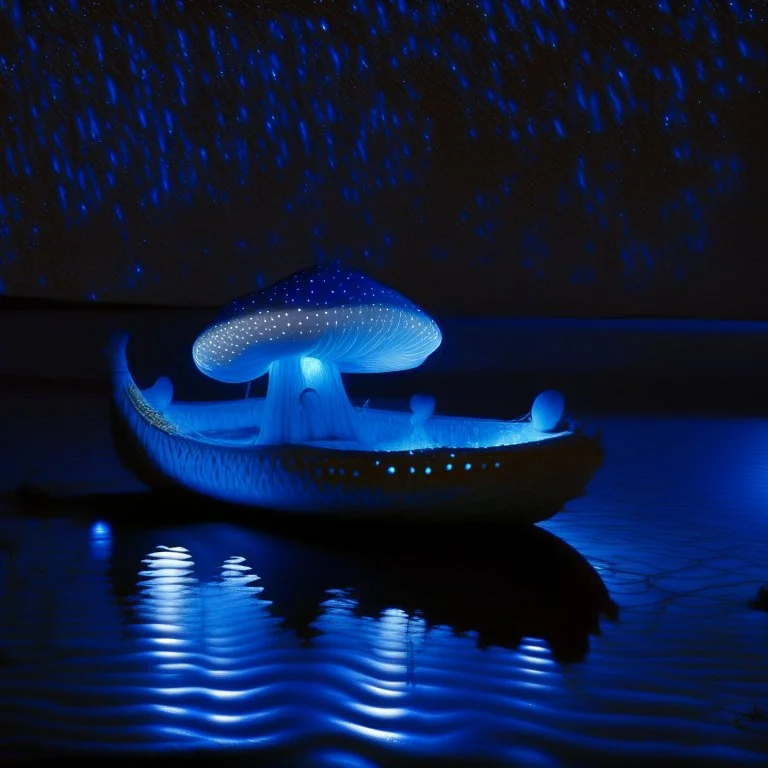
xmin=0 ymin=0 xmax=766 ymax=317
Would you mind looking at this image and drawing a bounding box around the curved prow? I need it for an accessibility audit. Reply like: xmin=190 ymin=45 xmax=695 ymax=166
xmin=108 ymin=332 xmax=179 ymax=431
xmin=107 ymin=331 xmax=132 ymax=385
xmin=107 ymin=332 xmax=184 ymax=493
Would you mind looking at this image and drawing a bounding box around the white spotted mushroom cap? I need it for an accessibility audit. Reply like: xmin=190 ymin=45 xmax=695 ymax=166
xmin=192 ymin=265 xmax=443 ymax=383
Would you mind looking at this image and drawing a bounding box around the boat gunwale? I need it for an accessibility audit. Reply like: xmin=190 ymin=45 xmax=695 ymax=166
xmin=137 ymin=390 xmax=580 ymax=456
xmin=109 ymin=332 xmax=603 ymax=517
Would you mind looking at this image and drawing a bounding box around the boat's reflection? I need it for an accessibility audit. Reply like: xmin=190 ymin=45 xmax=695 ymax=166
xmin=108 ymin=512 xmax=618 ymax=664
xmin=0 ymin=506 xmax=621 ymax=755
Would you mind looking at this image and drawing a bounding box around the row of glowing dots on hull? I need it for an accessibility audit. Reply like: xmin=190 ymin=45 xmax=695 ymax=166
xmin=308 ymin=455 xmax=503 ymax=479
xmin=376 ymin=458 xmax=503 ymax=476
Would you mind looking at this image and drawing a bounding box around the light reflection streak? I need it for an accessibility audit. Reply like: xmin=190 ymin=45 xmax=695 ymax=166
xmin=89 ymin=520 xmax=112 ymax=561
xmin=333 ymin=719 xmax=403 ymax=744
xmin=514 ymin=680 xmax=559 ymax=691
xmin=515 ymin=656 xmax=557 ymax=669
xmin=359 ymin=683 xmax=408 ymax=699
xmin=155 ymin=704 xmax=187 ymax=716
xmin=349 ymin=703 xmax=410 ymax=719
xmin=129 ymin=544 xmax=285 ymax=742
xmin=0 ymin=517 xmax=622 ymax=759
xmin=149 ymin=637 xmax=187 ymax=647
xmin=209 ymin=713 xmax=245 ymax=725
xmin=141 ymin=623 xmax=184 ymax=633
xmin=155 ymin=688 xmax=254 ymax=700
xmin=516 ymin=667 xmax=557 ymax=679
xmin=152 ymin=650 xmax=187 ymax=660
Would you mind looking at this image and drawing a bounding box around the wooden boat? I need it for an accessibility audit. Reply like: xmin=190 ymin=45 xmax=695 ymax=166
xmin=108 ymin=335 xmax=603 ymax=522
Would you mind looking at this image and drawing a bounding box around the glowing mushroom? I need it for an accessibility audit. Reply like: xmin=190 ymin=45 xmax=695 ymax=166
xmin=192 ymin=265 xmax=443 ymax=445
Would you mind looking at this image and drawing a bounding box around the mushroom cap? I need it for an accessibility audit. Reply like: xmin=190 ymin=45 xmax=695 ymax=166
xmin=192 ymin=265 xmax=442 ymax=383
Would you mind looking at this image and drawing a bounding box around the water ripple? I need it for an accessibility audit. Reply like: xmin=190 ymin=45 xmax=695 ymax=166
xmin=1 ymin=417 xmax=767 ymax=764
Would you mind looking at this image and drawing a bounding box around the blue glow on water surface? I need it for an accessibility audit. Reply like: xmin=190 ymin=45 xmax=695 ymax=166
xmin=0 ymin=0 xmax=764 ymax=316
xmin=89 ymin=519 xmax=112 ymax=561
xmin=1 ymin=412 xmax=767 ymax=764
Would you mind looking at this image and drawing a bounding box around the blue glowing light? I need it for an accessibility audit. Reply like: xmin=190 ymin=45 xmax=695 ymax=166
xmin=192 ymin=265 xmax=441 ymax=446
xmin=531 ymin=390 xmax=566 ymax=433
xmin=89 ymin=520 xmax=112 ymax=561
xmin=109 ymin=295 xmax=594 ymax=518
xmin=193 ymin=265 xmax=442 ymax=382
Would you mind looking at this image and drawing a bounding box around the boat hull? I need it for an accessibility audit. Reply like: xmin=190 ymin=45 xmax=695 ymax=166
xmin=109 ymin=337 xmax=603 ymax=521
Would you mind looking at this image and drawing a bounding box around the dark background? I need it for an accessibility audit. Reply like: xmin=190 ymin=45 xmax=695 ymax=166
xmin=0 ymin=0 xmax=766 ymax=317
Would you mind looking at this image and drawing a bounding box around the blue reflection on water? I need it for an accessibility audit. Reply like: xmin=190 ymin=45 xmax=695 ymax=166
xmin=0 ymin=517 xmax=614 ymax=758
xmin=89 ymin=519 xmax=112 ymax=561
xmin=0 ymin=415 xmax=767 ymax=763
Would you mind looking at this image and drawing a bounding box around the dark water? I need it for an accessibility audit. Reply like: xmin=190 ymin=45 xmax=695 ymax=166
xmin=1 ymin=416 xmax=767 ymax=766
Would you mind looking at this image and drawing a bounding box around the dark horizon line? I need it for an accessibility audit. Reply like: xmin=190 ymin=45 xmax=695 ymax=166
xmin=1 ymin=293 xmax=767 ymax=324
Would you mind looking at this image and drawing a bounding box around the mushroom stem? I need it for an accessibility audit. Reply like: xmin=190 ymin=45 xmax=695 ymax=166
xmin=258 ymin=356 xmax=362 ymax=445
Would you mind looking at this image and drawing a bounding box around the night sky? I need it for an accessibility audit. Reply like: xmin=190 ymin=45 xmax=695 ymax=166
xmin=0 ymin=0 xmax=766 ymax=317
